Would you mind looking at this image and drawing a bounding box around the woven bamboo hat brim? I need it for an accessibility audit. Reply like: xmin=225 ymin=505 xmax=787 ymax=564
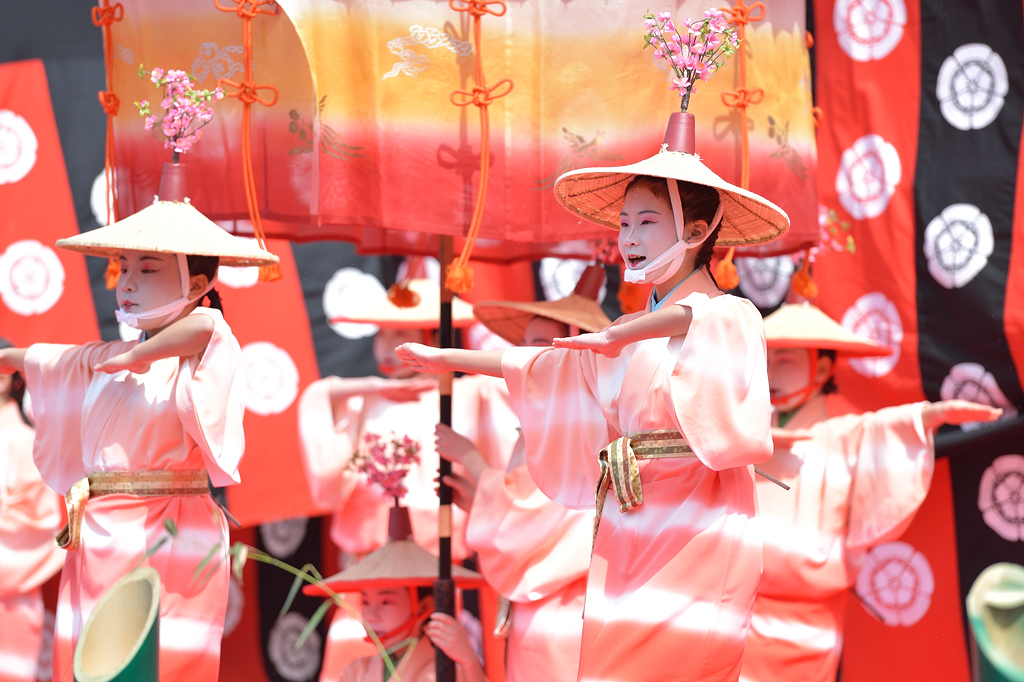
xmin=553 ymin=148 xmax=789 ymax=247
xmin=764 ymin=303 xmax=892 ymax=357
xmin=305 ymin=540 xmax=486 ymax=594
xmin=330 ymin=279 xmax=475 ymax=330
xmin=55 ymin=200 xmax=279 ymax=267
xmin=966 ymin=562 xmax=1024 ymax=680
xmin=473 ymin=294 xmax=612 ymax=345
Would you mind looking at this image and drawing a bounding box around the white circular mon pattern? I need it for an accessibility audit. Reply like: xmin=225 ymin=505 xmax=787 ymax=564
xmin=836 ymin=134 xmax=902 ymax=220
xmin=0 ymin=240 xmax=66 ymax=316
xmin=833 ymin=0 xmax=907 ymax=62
xmin=0 ymin=110 xmax=38 ymax=185
xmin=923 ymin=204 xmax=993 ymax=289
xmin=735 ymin=256 xmax=795 ymax=309
xmin=218 ymin=237 xmax=261 ymax=288
xmin=268 ymin=611 xmax=322 ymax=682
xmin=539 ymin=258 xmax=606 ymax=303
xmin=856 ymin=540 xmax=934 ymax=627
xmin=936 ymin=44 xmax=1009 ymax=131
xmin=259 ymin=517 xmax=308 ymax=559
xmin=240 ymin=341 xmax=300 ymax=416
xmin=322 ymin=268 xmax=386 ymax=339
xmin=978 ymin=454 xmax=1024 ymax=542
xmin=939 ymin=362 xmax=1018 ymax=431
xmin=90 ymin=170 xmax=116 ymax=227
xmin=841 ymin=292 xmax=903 ymax=378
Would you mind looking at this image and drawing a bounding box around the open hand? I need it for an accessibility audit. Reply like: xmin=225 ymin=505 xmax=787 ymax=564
xmin=441 ymin=472 xmax=477 ymax=513
xmin=435 ymin=424 xmax=487 ymax=481
xmin=375 ymin=376 xmax=437 ymax=402
xmin=395 ymin=343 xmax=453 ymax=375
xmin=423 ymin=612 xmax=479 ymax=670
xmin=552 ymin=330 xmax=623 ymax=358
xmin=921 ymin=399 xmax=1003 ymax=431
xmin=94 ymin=350 xmax=151 ymax=375
xmin=771 ymin=426 xmax=814 ymax=449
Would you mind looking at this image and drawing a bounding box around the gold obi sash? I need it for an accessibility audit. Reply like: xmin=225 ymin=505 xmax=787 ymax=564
xmin=594 ymin=429 xmax=695 ymax=548
xmin=56 ymin=470 xmax=210 ymax=550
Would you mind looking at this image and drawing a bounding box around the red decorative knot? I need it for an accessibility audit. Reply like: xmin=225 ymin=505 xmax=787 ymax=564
xmin=213 ymin=0 xmax=278 ymax=19
xmin=721 ymin=87 xmax=765 ymax=109
xmin=97 ymin=91 xmax=120 ymax=115
xmin=722 ymin=0 xmax=764 ymax=27
xmin=450 ymin=79 xmax=513 ymax=108
xmin=222 ymin=79 xmax=280 ymax=107
xmin=91 ymin=2 xmax=123 ymax=27
xmin=449 ymin=0 xmax=506 ymax=18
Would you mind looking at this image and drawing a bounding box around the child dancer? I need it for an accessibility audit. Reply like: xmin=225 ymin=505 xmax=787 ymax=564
xmin=740 ymin=302 xmax=1000 ymax=682
xmin=0 ymin=339 xmax=64 ymax=682
xmin=397 ymin=115 xmax=790 ymax=680
xmin=0 ymin=173 xmax=278 ymax=681
xmin=436 ymin=269 xmax=610 ymax=682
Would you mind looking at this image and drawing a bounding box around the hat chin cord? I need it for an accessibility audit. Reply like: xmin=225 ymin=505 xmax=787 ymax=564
xmin=115 ymin=253 xmax=216 ymax=329
xmin=623 ymin=179 xmax=724 ymax=285
xmin=770 ymin=349 xmax=833 ymax=409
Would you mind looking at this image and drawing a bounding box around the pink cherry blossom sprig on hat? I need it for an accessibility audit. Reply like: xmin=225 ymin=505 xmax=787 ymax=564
xmin=644 ymin=8 xmax=740 ymax=113
xmin=134 ymin=66 xmax=225 ymax=156
xmin=350 ymin=432 xmax=422 ymax=504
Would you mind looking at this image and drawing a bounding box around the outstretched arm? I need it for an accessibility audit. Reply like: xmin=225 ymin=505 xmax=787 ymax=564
xmin=395 ymin=345 xmax=504 ymax=377
xmin=94 ymin=314 xmax=215 ymax=374
xmin=552 ymin=304 xmax=692 ymax=357
xmin=921 ymin=399 xmax=1002 ymax=431
xmin=0 ymin=348 xmax=26 ymax=375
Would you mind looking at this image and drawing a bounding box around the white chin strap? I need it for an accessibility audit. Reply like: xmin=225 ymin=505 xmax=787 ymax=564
xmin=115 ymin=253 xmax=216 ymax=329
xmin=623 ymin=179 xmax=725 ymax=285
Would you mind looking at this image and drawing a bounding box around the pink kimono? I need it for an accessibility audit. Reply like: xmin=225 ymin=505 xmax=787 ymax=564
xmin=740 ymin=403 xmax=933 ymax=682
xmin=0 ymin=400 xmax=64 ymax=682
xmin=465 ymin=447 xmax=591 ymax=682
xmin=24 ymin=307 xmax=245 ymax=682
xmin=501 ymin=268 xmax=773 ymax=682
xmin=299 ymin=374 xmax=519 ymax=682
xmin=340 ymin=638 xmax=473 ymax=682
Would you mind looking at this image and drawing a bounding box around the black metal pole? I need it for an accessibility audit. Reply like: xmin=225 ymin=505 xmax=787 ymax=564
xmin=434 ymin=235 xmax=456 ymax=682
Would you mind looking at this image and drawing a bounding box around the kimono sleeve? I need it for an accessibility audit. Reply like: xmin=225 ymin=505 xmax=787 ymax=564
xmin=842 ymin=403 xmax=934 ymax=550
xmin=24 ymin=341 xmax=117 ymax=494
xmin=668 ymin=294 xmax=773 ymax=470
xmin=297 ymin=376 xmax=363 ymax=512
xmin=502 ymin=346 xmax=611 ymax=509
xmin=175 ymin=308 xmax=246 ymax=487
xmin=466 ymin=464 xmax=592 ymax=602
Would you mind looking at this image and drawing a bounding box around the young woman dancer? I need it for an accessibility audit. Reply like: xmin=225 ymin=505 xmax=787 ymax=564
xmin=0 ymin=189 xmax=278 ymax=681
xmin=397 ymin=136 xmax=790 ymax=680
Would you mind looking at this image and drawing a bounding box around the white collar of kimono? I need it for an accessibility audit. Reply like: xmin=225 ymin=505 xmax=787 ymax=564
xmin=623 ymin=179 xmax=724 ymax=286
xmin=650 ymin=266 xmax=700 ymax=312
xmin=115 ymin=253 xmax=216 ymax=329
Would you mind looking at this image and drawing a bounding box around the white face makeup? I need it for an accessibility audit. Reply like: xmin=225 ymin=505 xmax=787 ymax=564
xmin=361 ymin=587 xmax=414 ymax=640
xmin=618 ymin=185 xmax=679 ymax=275
xmin=522 ymin=316 xmax=569 ymax=347
xmin=117 ymin=250 xmax=190 ymax=331
xmin=373 ymin=327 xmax=424 ymax=379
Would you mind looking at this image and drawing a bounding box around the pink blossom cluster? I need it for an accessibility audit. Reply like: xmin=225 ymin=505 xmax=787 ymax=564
xmin=134 ymin=66 xmax=224 ymax=155
xmin=350 ymin=432 xmax=421 ymax=502
xmin=817 ymin=203 xmax=856 ymax=254
xmin=643 ymin=8 xmax=740 ymax=111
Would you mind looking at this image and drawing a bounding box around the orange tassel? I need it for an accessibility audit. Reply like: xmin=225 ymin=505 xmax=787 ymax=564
xmin=104 ymin=257 xmax=120 ymax=289
xmin=445 ymin=262 xmax=474 ymax=294
xmin=257 ymin=263 xmax=282 ymax=282
xmin=715 ymin=247 xmax=741 ymax=290
xmin=387 ymin=280 xmax=421 ymax=308
xmin=617 ymin=280 xmax=651 ymax=314
xmin=791 ymin=250 xmax=818 ymax=299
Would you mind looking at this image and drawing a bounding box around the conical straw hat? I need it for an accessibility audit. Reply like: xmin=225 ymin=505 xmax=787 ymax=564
xmin=56 ymin=200 xmax=279 ymax=267
xmin=966 ymin=562 xmax=1024 ymax=681
xmin=553 ymin=148 xmax=789 ymax=247
xmin=763 ymin=303 xmax=891 ymax=357
xmin=473 ymin=295 xmax=612 ymax=345
xmin=306 ymin=540 xmax=486 ymax=594
xmin=329 ymin=279 xmax=476 ymax=330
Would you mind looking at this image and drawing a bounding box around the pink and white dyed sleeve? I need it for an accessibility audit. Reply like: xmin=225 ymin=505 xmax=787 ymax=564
xmin=502 ymin=346 xmax=612 ymax=510
xmin=841 ymin=403 xmax=934 ymax=550
xmin=668 ymin=294 xmax=773 ymax=471
xmin=176 ymin=307 xmax=246 ymax=487
xmin=297 ymin=377 xmax=363 ymax=512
